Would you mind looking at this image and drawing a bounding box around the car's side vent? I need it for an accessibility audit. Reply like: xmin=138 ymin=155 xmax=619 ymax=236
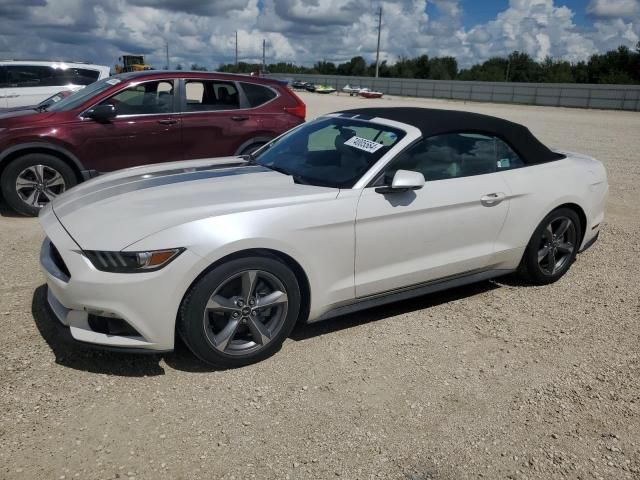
xmin=50 ymin=242 xmax=71 ymax=279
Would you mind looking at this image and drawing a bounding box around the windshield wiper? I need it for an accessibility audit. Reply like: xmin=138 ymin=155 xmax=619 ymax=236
xmin=242 ymin=153 xmax=257 ymax=165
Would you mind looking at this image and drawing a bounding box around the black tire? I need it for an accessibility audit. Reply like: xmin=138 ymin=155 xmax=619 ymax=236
xmin=1 ymin=153 xmax=77 ymax=216
xmin=518 ymin=207 xmax=582 ymax=285
xmin=178 ymin=256 xmax=301 ymax=368
xmin=239 ymin=143 xmax=266 ymax=156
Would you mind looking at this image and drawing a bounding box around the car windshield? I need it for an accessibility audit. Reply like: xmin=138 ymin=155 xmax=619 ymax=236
xmin=34 ymin=90 xmax=73 ymax=111
xmin=253 ymin=117 xmax=405 ymax=188
xmin=47 ymin=77 xmax=122 ymax=112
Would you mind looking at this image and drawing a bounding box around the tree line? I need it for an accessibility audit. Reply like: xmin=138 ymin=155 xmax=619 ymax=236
xmin=215 ymin=43 xmax=640 ymax=84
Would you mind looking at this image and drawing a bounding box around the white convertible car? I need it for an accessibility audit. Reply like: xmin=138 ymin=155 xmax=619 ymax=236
xmin=39 ymin=108 xmax=608 ymax=367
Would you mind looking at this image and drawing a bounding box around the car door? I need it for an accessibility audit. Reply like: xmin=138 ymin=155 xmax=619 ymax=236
xmin=355 ymin=133 xmax=512 ymax=297
xmin=179 ymin=78 xmax=260 ymax=158
xmin=74 ymin=78 xmax=182 ymax=172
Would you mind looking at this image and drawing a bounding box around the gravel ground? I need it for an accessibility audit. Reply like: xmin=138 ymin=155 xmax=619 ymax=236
xmin=1 ymin=92 xmax=639 ymax=480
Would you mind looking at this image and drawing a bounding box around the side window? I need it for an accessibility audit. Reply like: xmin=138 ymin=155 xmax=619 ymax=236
xmin=102 ymin=80 xmax=175 ymax=115
xmin=383 ymin=132 xmax=522 ymax=183
xmin=184 ymin=80 xmax=239 ymax=111
xmin=496 ymin=138 xmax=525 ymax=170
xmin=0 ymin=66 xmax=7 ymax=88
xmin=56 ymin=68 xmax=100 ymax=86
xmin=240 ymin=82 xmax=276 ymax=107
xmin=5 ymin=65 xmax=55 ymax=87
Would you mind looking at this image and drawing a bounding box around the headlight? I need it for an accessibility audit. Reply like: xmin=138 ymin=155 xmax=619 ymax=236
xmin=84 ymin=248 xmax=184 ymax=273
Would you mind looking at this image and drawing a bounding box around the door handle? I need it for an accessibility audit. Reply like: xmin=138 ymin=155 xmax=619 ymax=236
xmin=480 ymin=192 xmax=506 ymax=207
xmin=157 ymin=119 xmax=177 ymax=125
xmin=231 ymin=115 xmax=249 ymax=121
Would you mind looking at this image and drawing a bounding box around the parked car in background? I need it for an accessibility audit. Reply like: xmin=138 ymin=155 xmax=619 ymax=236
xmin=0 ymin=89 xmax=73 ymax=113
xmin=291 ymin=80 xmax=308 ymax=90
xmin=0 ymin=70 xmax=306 ymax=216
xmin=0 ymin=60 xmax=110 ymax=108
xmin=38 ymin=108 xmax=606 ymax=367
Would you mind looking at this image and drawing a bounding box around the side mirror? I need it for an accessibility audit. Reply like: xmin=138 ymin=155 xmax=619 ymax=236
xmin=375 ymin=169 xmax=425 ymax=194
xmin=84 ymin=104 xmax=117 ymax=122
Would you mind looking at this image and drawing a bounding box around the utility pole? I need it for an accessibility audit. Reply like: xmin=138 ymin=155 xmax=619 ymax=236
xmin=375 ymin=6 xmax=382 ymax=78
xmin=165 ymin=42 xmax=169 ymax=70
xmin=262 ymin=39 xmax=266 ymax=73
xmin=235 ymin=31 xmax=238 ymax=69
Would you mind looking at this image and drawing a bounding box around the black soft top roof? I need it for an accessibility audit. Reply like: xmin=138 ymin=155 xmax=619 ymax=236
xmin=338 ymin=107 xmax=564 ymax=164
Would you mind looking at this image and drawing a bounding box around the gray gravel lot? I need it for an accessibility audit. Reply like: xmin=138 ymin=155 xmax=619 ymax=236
xmin=1 ymin=92 xmax=639 ymax=480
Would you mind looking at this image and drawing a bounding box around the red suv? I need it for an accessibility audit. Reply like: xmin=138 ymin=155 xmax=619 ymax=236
xmin=0 ymin=71 xmax=305 ymax=215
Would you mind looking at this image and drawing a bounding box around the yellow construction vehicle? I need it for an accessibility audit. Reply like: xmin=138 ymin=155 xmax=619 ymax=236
xmin=114 ymin=55 xmax=153 ymax=74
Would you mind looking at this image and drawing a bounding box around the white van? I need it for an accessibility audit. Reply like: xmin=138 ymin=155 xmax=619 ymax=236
xmin=0 ymin=60 xmax=111 ymax=108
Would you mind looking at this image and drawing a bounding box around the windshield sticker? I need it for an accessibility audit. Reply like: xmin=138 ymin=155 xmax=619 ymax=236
xmin=106 ymin=78 xmax=122 ymax=85
xmin=344 ymin=136 xmax=384 ymax=153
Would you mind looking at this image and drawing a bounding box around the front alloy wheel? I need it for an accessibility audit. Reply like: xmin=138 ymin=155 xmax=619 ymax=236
xmin=203 ymin=269 xmax=289 ymax=355
xmin=179 ymin=256 xmax=301 ymax=368
xmin=0 ymin=153 xmax=77 ymax=216
xmin=16 ymin=164 xmax=66 ymax=208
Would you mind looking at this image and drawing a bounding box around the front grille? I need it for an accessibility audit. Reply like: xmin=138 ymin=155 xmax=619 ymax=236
xmin=49 ymin=242 xmax=71 ymax=279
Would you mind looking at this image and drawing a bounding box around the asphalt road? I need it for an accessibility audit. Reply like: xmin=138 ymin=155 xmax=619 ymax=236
xmin=1 ymin=92 xmax=639 ymax=480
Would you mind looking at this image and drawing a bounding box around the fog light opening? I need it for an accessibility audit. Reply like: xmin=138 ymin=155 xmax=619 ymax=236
xmin=88 ymin=314 xmax=142 ymax=337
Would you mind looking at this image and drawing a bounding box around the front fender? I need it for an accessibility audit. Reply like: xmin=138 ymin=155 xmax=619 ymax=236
xmin=0 ymin=141 xmax=87 ymax=174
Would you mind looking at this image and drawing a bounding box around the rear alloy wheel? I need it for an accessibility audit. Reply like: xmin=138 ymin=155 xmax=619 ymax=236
xmin=518 ymin=208 xmax=581 ymax=285
xmin=1 ymin=153 xmax=76 ymax=216
xmin=179 ymin=256 xmax=301 ymax=368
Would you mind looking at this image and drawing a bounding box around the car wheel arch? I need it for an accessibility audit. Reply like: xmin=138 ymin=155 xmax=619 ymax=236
xmin=0 ymin=143 xmax=85 ymax=184
xmin=536 ymin=202 xmax=587 ymax=247
xmin=178 ymin=248 xmax=312 ymax=331
xmin=556 ymin=203 xmax=587 ymax=245
xmin=234 ymin=137 xmax=273 ymax=156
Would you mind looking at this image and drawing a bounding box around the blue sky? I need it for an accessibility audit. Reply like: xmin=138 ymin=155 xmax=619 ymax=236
xmin=438 ymin=0 xmax=591 ymax=28
xmin=0 ymin=1 xmax=638 ymax=70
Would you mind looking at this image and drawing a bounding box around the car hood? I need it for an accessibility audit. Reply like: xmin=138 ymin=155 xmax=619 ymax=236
xmin=51 ymin=157 xmax=339 ymax=250
xmin=0 ymin=109 xmax=56 ymax=125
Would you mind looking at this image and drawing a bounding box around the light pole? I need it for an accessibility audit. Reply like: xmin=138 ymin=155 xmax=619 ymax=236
xmin=235 ymin=31 xmax=238 ymax=69
xmin=165 ymin=42 xmax=169 ymax=70
xmin=375 ymin=6 xmax=382 ymax=78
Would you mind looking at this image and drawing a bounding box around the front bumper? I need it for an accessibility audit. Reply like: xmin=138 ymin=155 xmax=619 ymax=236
xmin=39 ymin=210 xmax=204 ymax=352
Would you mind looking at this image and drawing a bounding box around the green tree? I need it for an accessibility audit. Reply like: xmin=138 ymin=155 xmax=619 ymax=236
xmin=540 ymin=57 xmax=574 ymax=83
xmin=314 ymin=60 xmax=337 ymax=75
xmin=428 ymin=57 xmax=457 ymax=80
xmin=506 ymin=51 xmax=541 ymax=82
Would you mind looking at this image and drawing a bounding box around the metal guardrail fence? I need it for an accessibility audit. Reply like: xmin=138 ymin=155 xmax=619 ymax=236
xmin=266 ymin=73 xmax=640 ymax=111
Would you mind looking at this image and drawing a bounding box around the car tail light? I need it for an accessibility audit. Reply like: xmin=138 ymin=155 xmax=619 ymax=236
xmin=284 ymin=90 xmax=306 ymax=120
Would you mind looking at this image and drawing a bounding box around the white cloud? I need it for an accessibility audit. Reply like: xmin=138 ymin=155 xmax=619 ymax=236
xmin=0 ymin=0 xmax=638 ymax=71
xmin=587 ymin=0 xmax=639 ymax=18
